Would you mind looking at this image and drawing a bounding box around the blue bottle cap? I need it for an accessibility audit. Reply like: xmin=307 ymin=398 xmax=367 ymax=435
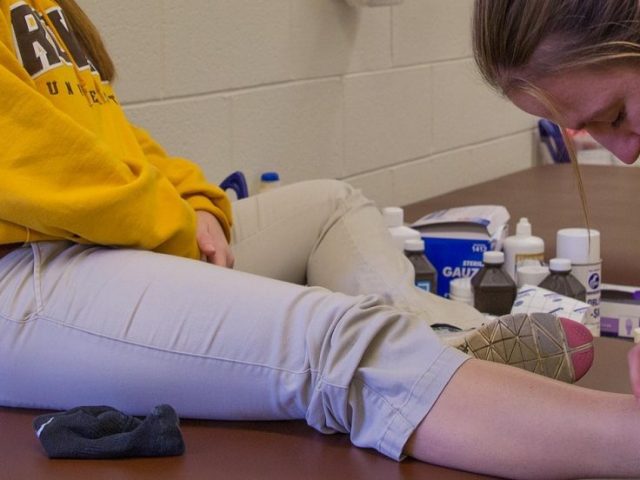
xmin=260 ymin=171 xmax=280 ymax=182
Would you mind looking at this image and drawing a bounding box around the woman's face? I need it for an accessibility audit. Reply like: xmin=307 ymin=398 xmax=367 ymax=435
xmin=508 ymin=65 xmax=640 ymax=164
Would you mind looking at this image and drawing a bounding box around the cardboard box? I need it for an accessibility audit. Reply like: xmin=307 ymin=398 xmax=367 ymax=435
xmin=600 ymin=283 xmax=640 ymax=339
xmin=411 ymin=205 xmax=509 ymax=298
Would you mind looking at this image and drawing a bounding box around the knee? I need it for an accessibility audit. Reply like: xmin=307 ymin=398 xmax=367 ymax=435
xmin=312 ymin=179 xmax=374 ymax=213
xmin=303 ymin=179 xmax=359 ymax=201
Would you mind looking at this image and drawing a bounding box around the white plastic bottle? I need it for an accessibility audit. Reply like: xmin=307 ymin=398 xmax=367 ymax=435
xmin=556 ymin=228 xmax=601 ymax=336
xmin=503 ymin=217 xmax=545 ymax=282
xmin=449 ymin=277 xmax=474 ymax=306
xmin=258 ymin=171 xmax=281 ymax=193
xmin=382 ymin=207 xmax=421 ymax=251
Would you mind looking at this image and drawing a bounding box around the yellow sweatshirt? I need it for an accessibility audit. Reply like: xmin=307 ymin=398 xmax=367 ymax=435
xmin=0 ymin=0 xmax=232 ymax=259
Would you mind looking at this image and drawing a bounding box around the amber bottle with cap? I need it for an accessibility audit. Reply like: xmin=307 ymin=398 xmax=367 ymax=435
xmin=404 ymin=238 xmax=437 ymax=294
xmin=471 ymin=251 xmax=517 ymax=316
xmin=538 ymin=258 xmax=586 ymax=301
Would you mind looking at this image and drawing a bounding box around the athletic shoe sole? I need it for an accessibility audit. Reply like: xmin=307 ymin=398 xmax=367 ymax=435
xmin=459 ymin=312 xmax=594 ymax=383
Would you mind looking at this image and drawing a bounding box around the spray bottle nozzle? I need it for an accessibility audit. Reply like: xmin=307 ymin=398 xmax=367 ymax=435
xmin=515 ymin=217 xmax=532 ymax=236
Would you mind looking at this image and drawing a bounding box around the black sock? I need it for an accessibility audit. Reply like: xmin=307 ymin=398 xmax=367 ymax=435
xmin=33 ymin=404 xmax=185 ymax=459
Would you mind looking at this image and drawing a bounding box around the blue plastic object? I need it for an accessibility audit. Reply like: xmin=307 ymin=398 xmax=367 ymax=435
xmin=219 ymin=171 xmax=249 ymax=200
xmin=538 ymin=119 xmax=570 ymax=163
xmin=260 ymin=171 xmax=280 ymax=183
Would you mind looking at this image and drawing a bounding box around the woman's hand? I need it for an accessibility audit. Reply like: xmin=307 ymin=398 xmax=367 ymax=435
xmin=195 ymin=211 xmax=234 ymax=268
xmin=628 ymin=344 xmax=640 ymax=401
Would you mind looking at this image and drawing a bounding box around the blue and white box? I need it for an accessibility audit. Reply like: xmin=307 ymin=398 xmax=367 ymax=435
xmin=411 ymin=205 xmax=510 ymax=298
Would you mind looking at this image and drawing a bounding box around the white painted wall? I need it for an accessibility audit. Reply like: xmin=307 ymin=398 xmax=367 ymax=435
xmin=78 ymin=0 xmax=536 ymax=207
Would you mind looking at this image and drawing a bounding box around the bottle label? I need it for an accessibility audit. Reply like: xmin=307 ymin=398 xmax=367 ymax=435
xmin=514 ymin=252 xmax=545 ymax=268
xmin=571 ymin=261 xmax=602 ymax=335
xmin=416 ymin=280 xmax=432 ymax=293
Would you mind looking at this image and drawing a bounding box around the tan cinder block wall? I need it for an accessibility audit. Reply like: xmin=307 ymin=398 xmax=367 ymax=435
xmin=78 ymin=0 xmax=536 ymax=207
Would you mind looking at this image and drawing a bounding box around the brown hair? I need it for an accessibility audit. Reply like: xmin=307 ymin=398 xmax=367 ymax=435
xmin=472 ymin=0 xmax=640 ymax=228
xmin=473 ymin=0 xmax=640 ymax=95
xmin=56 ymin=0 xmax=115 ymax=81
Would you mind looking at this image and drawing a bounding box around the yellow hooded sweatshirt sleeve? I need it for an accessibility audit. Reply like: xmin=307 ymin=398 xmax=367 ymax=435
xmin=0 ymin=0 xmax=232 ymax=259
xmin=130 ymin=125 xmax=232 ymax=238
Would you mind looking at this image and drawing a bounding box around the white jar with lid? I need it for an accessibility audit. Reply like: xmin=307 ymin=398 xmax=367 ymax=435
xmin=516 ymin=264 xmax=550 ymax=288
xmin=556 ymin=228 xmax=602 ymax=336
xmin=258 ymin=172 xmax=281 ymax=193
xmin=449 ymin=277 xmax=474 ymax=306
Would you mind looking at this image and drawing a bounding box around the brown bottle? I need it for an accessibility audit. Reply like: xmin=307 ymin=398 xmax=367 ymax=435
xmin=471 ymin=251 xmax=517 ymax=315
xmin=538 ymin=258 xmax=586 ymax=301
xmin=404 ymin=238 xmax=438 ymax=294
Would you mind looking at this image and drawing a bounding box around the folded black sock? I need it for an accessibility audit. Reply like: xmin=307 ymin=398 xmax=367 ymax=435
xmin=33 ymin=404 xmax=185 ymax=459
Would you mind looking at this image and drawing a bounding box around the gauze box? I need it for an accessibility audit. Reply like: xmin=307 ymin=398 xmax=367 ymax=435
xmin=411 ymin=205 xmax=510 ymax=298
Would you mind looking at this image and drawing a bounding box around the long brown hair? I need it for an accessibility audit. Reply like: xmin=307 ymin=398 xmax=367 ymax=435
xmin=473 ymin=0 xmax=640 ymax=94
xmin=471 ymin=0 xmax=640 ymax=229
xmin=56 ymin=0 xmax=115 ymax=81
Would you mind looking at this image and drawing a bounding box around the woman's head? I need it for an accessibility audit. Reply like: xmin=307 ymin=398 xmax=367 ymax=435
xmin=473 ymin=0 xmax=640 ymax=94
xmin=473 ymin=0 xmax=640 ymax=164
